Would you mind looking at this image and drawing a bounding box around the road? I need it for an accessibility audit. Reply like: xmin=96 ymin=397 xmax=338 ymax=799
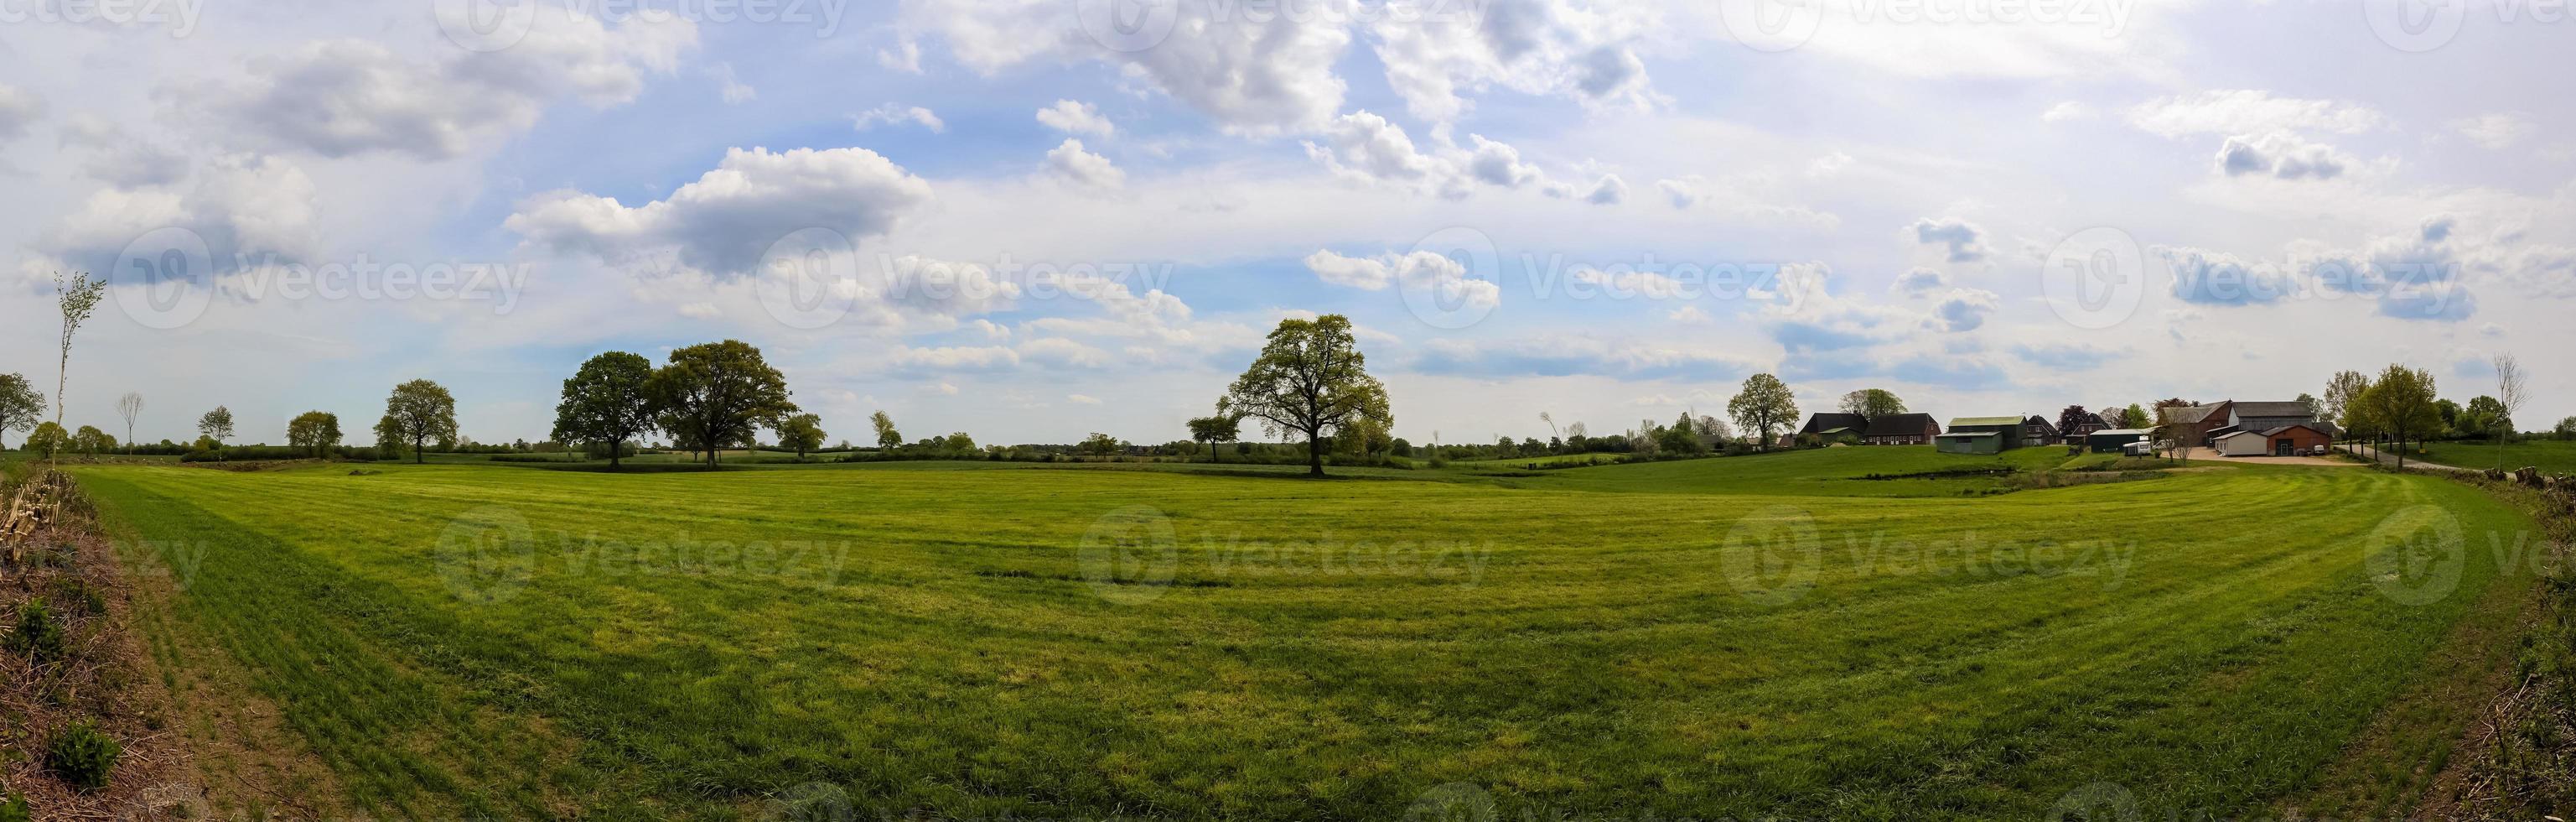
xmin=2338 ymin=443 xmax=2472 ymax=472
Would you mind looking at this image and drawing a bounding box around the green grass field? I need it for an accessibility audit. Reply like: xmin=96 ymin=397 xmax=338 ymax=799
xmin=63 ymin=447 xmax=2539 ymax=819
xmin=2418 ymin=439 xmax=2576 ymax=473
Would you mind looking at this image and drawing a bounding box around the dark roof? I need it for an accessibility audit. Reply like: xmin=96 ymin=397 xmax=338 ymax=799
xmin=1800 ymin=413 xmax=1870 ymax=435
xmin=2163 ymin=403 xmax=2226 ymax=424
xmin=2260 ymin=423 xmax=2332 ymax=437
xmin=2024 ymin=415 xmax=2058 ymax=431
xmin=2234 ymin=401 xmax=2315 ymax=419
xmin=1865 ymin=413 xmax=1939 ymax=437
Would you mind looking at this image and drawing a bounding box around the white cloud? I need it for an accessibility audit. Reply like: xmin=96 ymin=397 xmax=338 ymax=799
xmin=854 ymin=104 xmax=945 ymax=133
xmin=1305 ymin=113 xmax=1562 ymax=199
xmin=877 ymin=39 xmax=923 ymax=73
xmin=1304 ymin=248 xmax=1500 ymax=310
xmin=1045 ymin=138 xmax=1124 ymax=189
xmin=1584 ymin=174 xmax=1627 ymax=206
xmin=1806 ymin=152 xmax=1853 ymax=178
xmin=2040 ymin=101 xmax=2093 ymax=122
xmin=1036 ymin=100 xmax=1113 ymax=137
xmin=1667 ymin=305 xmax=1710 ymax=324
xmin=0 ymin=84 xmax=42 ymax=142
xmin=905 ymin=0 xmax=1350 ymax=134
xmin=1465 ymin=134 xmax=1543 ymax=189
xmin=2128 ymin=90 xmax=2384 ymax=138
xmin=505 ymin=146 xmax=933 ymax=276
xmin=2450 ymin=113 xmax=2535 ymax=149
xmin=2215 ymin=133 xmax=2351 ymax=180
xmin=1909 ymin=217 xmax=1989 ymax=263
xmin=32 ymin=153 xmax=319 ymax=276
xmin=1067 ymin=393 xmax=1102 ymax=405
xmin=711 ymin=62 xmax=756 ymax=104
xmin=184 ymin=12 xmax=695 ymax=159
xmin=1655 ymin=176 xmax=1701 ymax=209
xmin=1893 ymin=267 xmax=1949 ymax=296
xmin=1931 ymin=288 xmax=1999 ymax=332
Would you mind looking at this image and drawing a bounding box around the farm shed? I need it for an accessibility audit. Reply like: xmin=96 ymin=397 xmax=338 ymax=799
xmin=2212 ymin=430 xmax=2268 ymax=457
xmin=1936 ymin=431 xmax=2007 ymax=455
xmin=1946 ymin=417 xmax=2026 ymax=450
xmin=2261 ymin=424 xmax=2334 ymax=455
xmin=2089 ymin=428 xmax=2153 ymax=453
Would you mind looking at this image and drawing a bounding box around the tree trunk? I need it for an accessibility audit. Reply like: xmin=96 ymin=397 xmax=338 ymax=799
xmin=1307 ymin=433 xmax=1324 ymax=477
xmin=414 ymin=435 xmax=426 ymax=464
xmin=609 ymin=440 xmax=621 ymax=471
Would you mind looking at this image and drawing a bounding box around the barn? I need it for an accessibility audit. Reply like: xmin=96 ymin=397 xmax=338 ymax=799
xmin=1935 ymin=431 xmax=2007 ymax=454
xmin=2211 ymin=430 xmax=2268 ymax=457
xmin=2088 ymin=428 xmax=2153 ymax=453
xmin=2260 ymin=424 xmax=2335 ymax=455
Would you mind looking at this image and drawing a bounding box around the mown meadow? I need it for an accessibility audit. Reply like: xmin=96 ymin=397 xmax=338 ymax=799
xmin=66 ymin=449 xmax=2538 ymax=819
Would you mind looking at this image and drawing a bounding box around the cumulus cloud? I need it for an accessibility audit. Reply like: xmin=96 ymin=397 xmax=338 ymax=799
xmin=2156 ymin=246 xmax=2294 ymax=304
xmin=505 ymin=146 xmax=933 ymax=276
xmin=2040 ymin=101 xmax=2093 ymax=122
xmin=710 ymin=62 xmax=756 ymax=103
xmin=1362 ymin=0 xmax=1661 ymax=122
xmin=1909 ymin=217 xmax=1989 ymax=263
xmin=57 ymin=114 xmax=189 ymax=187
xmin=0 ymin=84 xmax=42 ymax=142
xmin=1044 ymin=138 xmax=1124 ymax=188
xmin=1584 ymin=174 xmax=1627 ymax=205
xmin=1806 ymin=152 xmax=1853 ymax=178
xmin=904 ymin=0 xmax=1350 ymax=134
xmin=1655 ymin=176 xmax=1701 ymax=209
xmin=31 ymin=153 xmax=320 ymax=278
xmin=1036 ymin=99 xmax=1113 ymax=137
xmin=877 ymin=39 xmax=923 ymax=73
xmin=2127 ymin=90 xmax=2384 ymax=138
xmin=1304 ymin=248 xmax=1500 ymax=310
xmin=1465 ymin=134 xmax=1543 ymax=188
xmin=2215 ymin=133 xmax=2351 ymax=179
xmin=1931 ymin=288 xmax=1999 ymax=331
xmin=1304 ymin=112 xmax=1563 ymax=199
xmin=853 ymin=103 xmax=945 ymax=133
xmin=181 ymin=12 xmax=694 ymax=159
xmin=1892 ymin=267 xmax=1948 ymax=296
xmin=2450 ymin=112 xmax=2534 ymax=149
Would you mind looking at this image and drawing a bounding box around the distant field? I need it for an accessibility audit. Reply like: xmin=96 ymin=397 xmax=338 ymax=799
xmin=2418 ymin=439 xmax=2576 ymax=473
xmin=67 ymin=448 xmax=2537 ymax=820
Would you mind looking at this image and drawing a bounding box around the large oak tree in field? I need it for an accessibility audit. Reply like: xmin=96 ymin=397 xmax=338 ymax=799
xmin=552 ymin=351 xmax=657 ymax=470
xmin=383 ymin=380 xmax=459 ymax=465
xmin=1223 ymin=315 xmax=1390 ymax=478
xmin=287 ymin=411 xmax=343 ymax=458
xmin=1727 ymin=373 xmax=1798 ymax=449
xmin=647 ymin=340 xmax=797 ymax=467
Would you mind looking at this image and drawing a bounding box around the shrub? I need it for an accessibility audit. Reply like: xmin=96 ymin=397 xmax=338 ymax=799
xmin=0 ymin=790 xmax=28 ymax=822
xmin=53 ymin=579 xmax=106 ymax=616
xmin=44 ymin=721 xmax=122 ymax=791
xmin=5 ymin=599 xmax=66 ymax=663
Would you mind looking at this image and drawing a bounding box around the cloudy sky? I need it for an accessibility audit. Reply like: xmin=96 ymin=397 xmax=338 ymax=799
xmin=2 ymin=0 xmax=2568 ymax=446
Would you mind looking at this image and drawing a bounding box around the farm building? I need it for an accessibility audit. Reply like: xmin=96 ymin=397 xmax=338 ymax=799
xmin=1935 ymin=430 xmax=2008 ymax=455
xmin=1863 ymin=413 xmax=1941 ymax=445
xmin=2088 ymin=428 xmax=2154 ymax=453
xmin=2229 ymin=401 xmax=2324 ymax=435
xmin=2211 ymin=430 xmax=2268 ymax=456
xmin=2212 ymin=424 xmax=2334 ymax=456
xmin=2022 ymin=416 xmax=2060 ymax=447
xmin=1945 ymin=416 xmax=2027 ymax=451
xmin=2060 ymin=413 xmax=2107 ymax=442
xmin=2158 ymin=402 xmax=2233 ymax=447
xmin=1798 ymin=413 xmax=1870 ymax=442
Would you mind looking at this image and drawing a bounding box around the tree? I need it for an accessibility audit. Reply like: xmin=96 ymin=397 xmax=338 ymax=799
xmin=2294 ymin=393 xmax=2320 ymax=419
xmin=1223 ymin=315 xmax=1392 ymax=477
xmin=198 ymin=406 xmax=236 ymax=445
xmin=2324 ymin=370 xmax=2370 ymax=432
xmin=944 ymin=432 xmax=977 ymax=453
xmin=117 ymin=393 xmax=143 ymax=454
xmin=0 ymin=374 xmax=40 ymax=450
xmin=1186 ymin=408 xmax=1241 ymax=463
xmin=2356 ymin=364 xmax=2439 ymax=469
xmin=25 ymin=422 xmax=70 ymax=460
xmin=2119 ymin=403 xmax=2151 ymax=429
xmin=2459 ymin=396 xmax=2509 ymax=441
xmin=870 ymin=411 xmax=902 ymax=450
xmin=552 ymin=351 xmax=657 ymax=470
xmin=72 ymin=425 xmax=115 ymax=459
xmin=373 ymin=414 xmax=408 ymax=460
xmin=383 ymin=380 xmax=459 ymax=465
xmin=778 ymin=414 xmax=827 ymax=460
xmin=1837 ymin=388 xmax=1905 ymax=419
xmin=2558 ymin=416 xmax=2576 ymax=441
xmin=2054 ymin=406 xmax=2091 ymax=439
xmin=1697 ymin=414 xmax=1733 ymax=443
xmin=2495 ymin=353 xmax=2531 ymax=467
xmin=1079 ymin=432 xmax=1122 ymax=456
xmin=286 ymin=411 xmax=343 ymax=458
xmin=53 ymin=273 xmax=106 ymax=426
xmin=645 ymin=341 xmax=797 ymax=467
xmin=1727 ymin=373 xmax=1798 ymax=449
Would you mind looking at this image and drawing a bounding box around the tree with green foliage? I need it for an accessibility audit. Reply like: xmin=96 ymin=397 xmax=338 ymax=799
xmin=2556 ymin=416 xmax=2576 ymax=441
xmin=2324 ymin=369 xmax=2370 ymax=433
xmin=383 ymin=380 xmax=459 ymax=465
xmin=870 ymin=410 xmax=902 ymax=450
xmin=0 ymin=373 xmax=40 ymax=450
xmin=1079 ymin=432 xmax=1122 ymax=456
xmin=778 ymin=414 xmax=827 ymax=460
xmin=25 ymin=422 xmax=70 ymax=460
xmin=2119 ymin=403 xmax=2151 ymax=429
xmin=1837 ymin=388 xmax=1905 ymax=420
xmin=1186 ymin=407 xmax=1241 ymax=463
xmin=1727 ymin=373 xmax=1798 ymax=449
xmin=2356 ymin=364 xmax=2439 ymax=469
xmin=552 ymin=351 xmax=657 ymax=470
xmin=2294 ymin=393 xmax=2321 ymax=419
xmin=943 ymin=431 xmax=977 ymax=454
xmin=373 ymin=414 xmax=408 ymax=460
xmin=2459 ymin=396 xmax=2509 ymax=441
xmin=72 ymin=425 xmax=116 ymax=459
xmin=1224 ymin=315 xmax=1392 ymax=477
xmin=647 ymin=341 xmax=797 ymax=467
xmin=196 ymin=406 xmax=235 ymax=445
xmin=52 ymin=272 xmax=106 ymax=427
xmin=288 ymin=411 xmax=343 ymax=458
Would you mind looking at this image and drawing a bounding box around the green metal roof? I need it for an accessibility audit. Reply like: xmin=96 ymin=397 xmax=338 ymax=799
xmin=1948 ymin=416 xmax=2025 ymax=427
xmin=1937 ymin=430 xmax=2003 ymax=439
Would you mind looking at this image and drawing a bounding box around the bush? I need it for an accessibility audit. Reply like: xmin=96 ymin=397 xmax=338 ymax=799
xmin=0 ymin=790 xmax=27 ymax=822
xmin=5 ymin=599 xmax=66 ymax=663
xmin=53 ymin=579 xmax=106 ymax=616
xmin=44 ymin=721 xmax=122 ymax=791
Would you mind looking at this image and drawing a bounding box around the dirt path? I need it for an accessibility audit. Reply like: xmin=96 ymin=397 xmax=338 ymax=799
xmin=2337 ymin=444 xmax=2472 ymax=472
xmin=2174 ymin=446 xmax=2364 ymax=467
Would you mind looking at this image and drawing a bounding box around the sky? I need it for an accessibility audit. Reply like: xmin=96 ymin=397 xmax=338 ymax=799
xmin=1 ymin=0 xmax=2569 ymax=448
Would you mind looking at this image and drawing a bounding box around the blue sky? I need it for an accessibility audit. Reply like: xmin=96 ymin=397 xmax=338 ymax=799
xmin=2 ymin=0 xmax=2571 ymax=446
